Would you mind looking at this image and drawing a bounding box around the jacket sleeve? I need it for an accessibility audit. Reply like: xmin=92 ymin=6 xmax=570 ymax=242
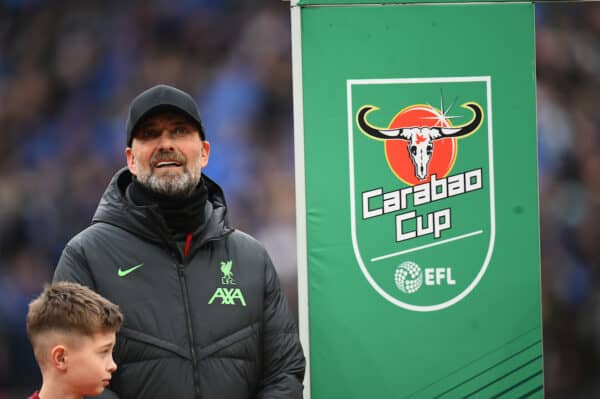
xmin=53 ymin=243 xmax=96 ymax=288
xmin=256 ymin=255 xmax=306 ymax=399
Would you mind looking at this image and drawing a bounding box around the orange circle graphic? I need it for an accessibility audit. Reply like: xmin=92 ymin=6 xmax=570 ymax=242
xmin=385 ymin=105 xmax=457 ymax=186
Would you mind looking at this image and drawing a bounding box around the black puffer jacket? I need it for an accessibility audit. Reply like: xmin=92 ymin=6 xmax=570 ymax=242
xmin=53 ymin=168 xmax=305 ymax=399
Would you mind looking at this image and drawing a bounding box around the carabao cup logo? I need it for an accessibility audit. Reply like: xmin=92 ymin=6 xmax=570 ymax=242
xmin=347 ymin=77 xmax=495 ymax=312
xmin=357 ymin=102 xmax=483 ymax=185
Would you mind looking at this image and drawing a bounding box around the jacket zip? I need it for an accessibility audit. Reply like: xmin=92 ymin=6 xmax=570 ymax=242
xmin=173 ymin=232 xmax=233 ymax=398
xmin=175 ymin=239 xmax=202 ymax=399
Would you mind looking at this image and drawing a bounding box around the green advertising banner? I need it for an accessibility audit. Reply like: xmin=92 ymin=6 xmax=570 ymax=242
xmin=296 ymin=0 xmax=531 ymax=4
xmin=291 ymin=2 xmax=543 ymax=399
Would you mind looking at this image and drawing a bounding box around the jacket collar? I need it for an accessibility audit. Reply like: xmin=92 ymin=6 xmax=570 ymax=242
xmin=92 ymin=168 xmax=232 ymax=249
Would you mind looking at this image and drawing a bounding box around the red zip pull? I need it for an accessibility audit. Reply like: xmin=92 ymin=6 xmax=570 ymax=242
xmin=184 ymin=232 xmax=193 ymax=257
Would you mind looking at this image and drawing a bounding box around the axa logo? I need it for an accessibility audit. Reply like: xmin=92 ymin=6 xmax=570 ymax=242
xmin=208 ymin=260 xmax=247 ymax=306
xmin=348 ymin=77 xmax=495 ymax=312
xmin=208 ymin=287 xmax=247 ymax=306
xmin=356 ymin=101 xmax=483 ymax=185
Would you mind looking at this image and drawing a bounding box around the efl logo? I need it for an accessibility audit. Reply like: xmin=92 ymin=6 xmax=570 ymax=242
xmin=348 ymin=77 xmax=495 ymax=312
xmin=394 ymin=261 xmax=456 ymax=295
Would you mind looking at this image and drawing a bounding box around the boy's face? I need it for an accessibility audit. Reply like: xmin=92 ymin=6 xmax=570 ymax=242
xmin=63 ymin=330 xmax=117 ymax=396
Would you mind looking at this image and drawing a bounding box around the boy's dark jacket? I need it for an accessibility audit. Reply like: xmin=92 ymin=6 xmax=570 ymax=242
xmin=53 ymin=168 xmax=305 ymax=399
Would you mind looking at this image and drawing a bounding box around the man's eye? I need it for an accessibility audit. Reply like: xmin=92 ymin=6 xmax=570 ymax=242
xmin=140 ymin=130 xmax=159 ymax=139
xmin=174 ymin=126 xmax=188 ymax=135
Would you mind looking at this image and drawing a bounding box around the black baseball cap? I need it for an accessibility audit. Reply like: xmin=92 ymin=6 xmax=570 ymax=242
xmin=126 ymin=84 xmax=206 ymax=146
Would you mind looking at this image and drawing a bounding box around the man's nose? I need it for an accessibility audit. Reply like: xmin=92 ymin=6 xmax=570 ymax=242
xmin=157 ymin=130 xmax=175 ymax=148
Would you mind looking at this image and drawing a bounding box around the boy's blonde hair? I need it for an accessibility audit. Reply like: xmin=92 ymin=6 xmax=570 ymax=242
xmin=27 ymin=282 xmax=123 ymax=364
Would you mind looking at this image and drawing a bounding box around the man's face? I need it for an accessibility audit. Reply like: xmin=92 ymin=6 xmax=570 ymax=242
xmin=126 ymin=111 xmax=210 ymax=197
xmin=63 ymin=331 xmax=117 ymax=396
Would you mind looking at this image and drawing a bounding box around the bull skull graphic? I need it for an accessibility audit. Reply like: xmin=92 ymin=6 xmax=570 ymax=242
xmin=357 ymin=102 xmax=483 ymax=180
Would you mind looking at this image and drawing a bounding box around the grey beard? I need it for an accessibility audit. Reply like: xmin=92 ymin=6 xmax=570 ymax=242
xmin=139 ymin=170 xmax=200 ymax=198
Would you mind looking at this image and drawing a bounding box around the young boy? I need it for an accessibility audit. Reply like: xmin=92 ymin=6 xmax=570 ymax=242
xmin=26 ymin=282 xmax=123 ymax=399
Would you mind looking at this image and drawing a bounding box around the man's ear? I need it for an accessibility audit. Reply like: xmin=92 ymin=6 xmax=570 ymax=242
xmin=201 ymin=140 xmax=210 ymax=168
xmin=50 ymin=345 xmax=67 ymax=371
xmin=125 ymin=147 xmax=137 ymax=176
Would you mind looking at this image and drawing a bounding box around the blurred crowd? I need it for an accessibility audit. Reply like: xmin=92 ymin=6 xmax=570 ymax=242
xmin=0 ymin=0 xmax=597 ymax=397
xmin=0 ymin=0 xmax=296 ymax=395
xmin=537 ymin=4 xmax=600 ymax=398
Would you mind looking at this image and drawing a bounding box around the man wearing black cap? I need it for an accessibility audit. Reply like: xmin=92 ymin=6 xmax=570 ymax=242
xmin=53 ymin=85 xmax=306 ymax=399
